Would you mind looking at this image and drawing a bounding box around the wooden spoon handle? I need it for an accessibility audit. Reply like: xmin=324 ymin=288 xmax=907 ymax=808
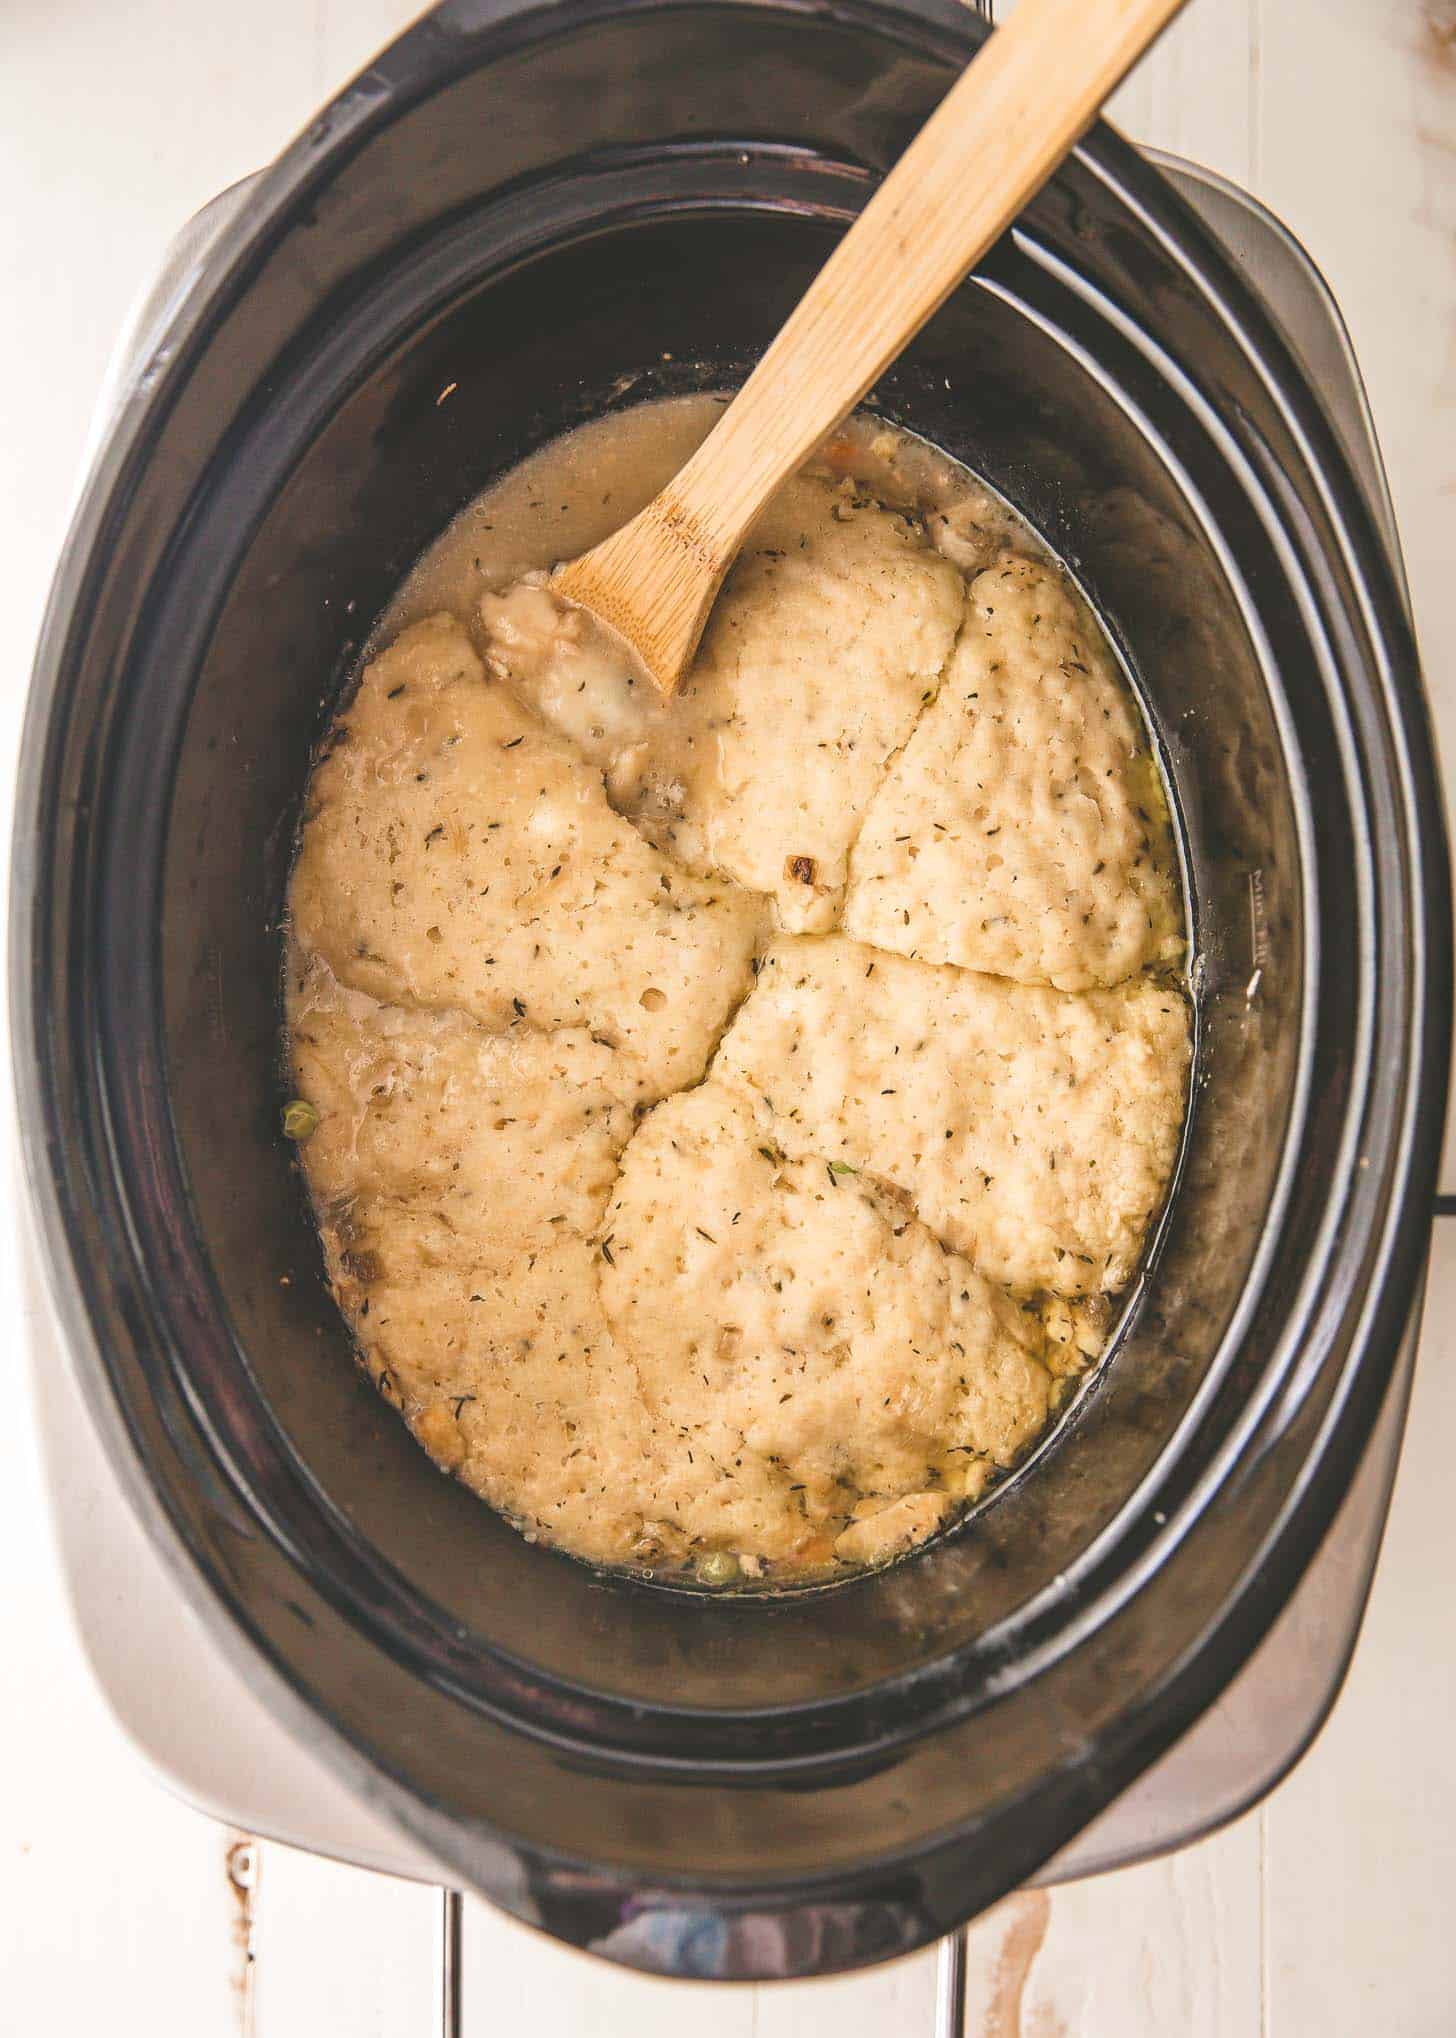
xmin=554 ymin=0 xmax=1186 ymax=693
xmin=669 ymin=0 xmax=1185 ymax=554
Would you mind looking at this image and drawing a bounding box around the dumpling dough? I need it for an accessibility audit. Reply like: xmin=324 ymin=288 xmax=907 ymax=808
xmin=713 ymin=935 xmax=1190 ymax=1297
xmin=290 ymin=613 xmax=762 ymax=1101
xmin=601 ymin=1082 xmax=1054 ymax=1560
xmin=287 ymin=955 xmax=669 ymax=1562
xmin=286 ymin=429 xmax=1192 ymax=1584
xmin=606 ymin=475 xmax=964 ymax=931
xmin=845 ymin=552 xmax=1183 ymax=989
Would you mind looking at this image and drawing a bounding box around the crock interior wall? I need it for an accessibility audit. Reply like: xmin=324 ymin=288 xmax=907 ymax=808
xmin=160 ymin=206 xmax=1310 ymax=1715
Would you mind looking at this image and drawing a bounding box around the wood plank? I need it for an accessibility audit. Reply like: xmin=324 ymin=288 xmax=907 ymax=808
xmin=0 ymin=9 xmax=432 ymax=2034
xmin=1252 ymin=0 xmax=1456 ymax=1187
xmin=0 ymin=1327 xmax=241 ymax=2036
xmin=994 ymin=0 xmax=1256 ymax=182
xmin=250 ymin=1844 xmax=437 ymax=2038
xmin=960 ymin=1814 xmax=1264 ymax=2035
xmin=1107 ymin=0 xmax=1257 ymax=182
xmin=461 ymin=1896 xmax=757 ymax=2036
xmin=1250 ymin=0 xmax=1456 ymax=2009
xmin=1262 ymin=1236 xmax=1456 ymax=2033
xmin=754 ymin=1944 xmax=940 ymax=2034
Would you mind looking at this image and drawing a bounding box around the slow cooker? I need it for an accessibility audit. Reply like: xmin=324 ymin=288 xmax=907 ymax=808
xmin=12 ymin=0 xmax=1450 ymax=1983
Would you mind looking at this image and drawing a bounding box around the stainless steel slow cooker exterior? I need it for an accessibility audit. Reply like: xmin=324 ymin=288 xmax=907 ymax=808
xmin=12 ymin=0 xmax=1450 ymax=1979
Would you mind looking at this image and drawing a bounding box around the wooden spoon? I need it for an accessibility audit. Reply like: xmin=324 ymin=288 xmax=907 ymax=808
xmin=555 ymin=0 xmax=1185 ymax=696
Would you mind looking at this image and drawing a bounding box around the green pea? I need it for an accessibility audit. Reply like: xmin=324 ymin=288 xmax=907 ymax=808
xmin=282 ymin=1099 xmax=320 ymax=1141
xmin=696 ymin=1550 xmax=741 ymax=1588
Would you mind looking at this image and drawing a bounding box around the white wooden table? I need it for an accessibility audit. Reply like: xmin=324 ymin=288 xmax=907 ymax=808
xmin=1 ymin=2 xmax=1452 ymax=2030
